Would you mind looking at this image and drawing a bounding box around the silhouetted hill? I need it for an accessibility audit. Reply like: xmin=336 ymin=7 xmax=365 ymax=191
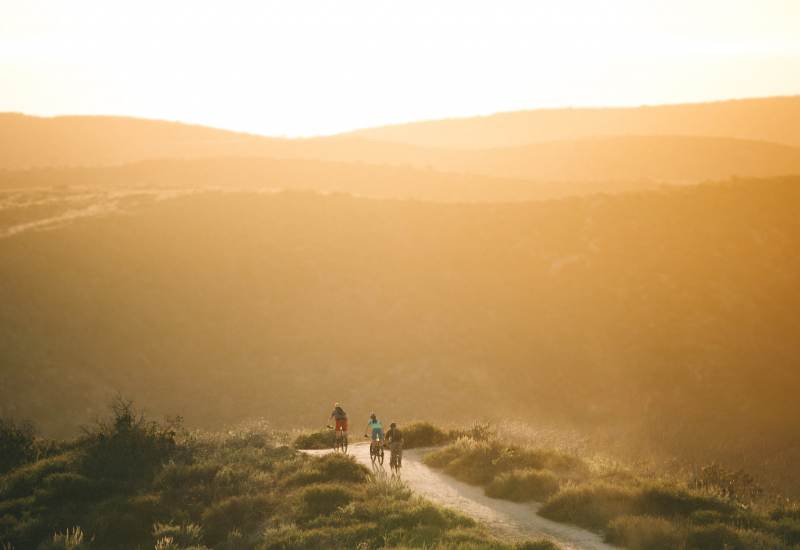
xmin=411 ymin=135 xmax=800 ymax=182
xmin=351 ymin=96 xmax=800 ymax=148
xmin=1 ymin=176 xmax=798 ymax=492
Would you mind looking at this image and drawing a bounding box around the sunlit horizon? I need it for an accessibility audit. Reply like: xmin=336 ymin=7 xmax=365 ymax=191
xmin=3 ymin=0 xmax=800 ymax=137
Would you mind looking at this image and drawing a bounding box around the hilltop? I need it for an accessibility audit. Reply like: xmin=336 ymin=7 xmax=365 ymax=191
xmin=4 ymin=96 xmax=800 ymax=184
xmin=351 ymin=96 xmax=800 ymax=149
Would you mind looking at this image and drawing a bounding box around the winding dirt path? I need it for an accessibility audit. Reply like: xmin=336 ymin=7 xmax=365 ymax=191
xmin=305 ymin=443 xmax=614 ymax=550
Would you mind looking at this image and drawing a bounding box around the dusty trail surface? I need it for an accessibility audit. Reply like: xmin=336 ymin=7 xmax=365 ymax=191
xmin=304 ymin=442 xmax=614 ymax=550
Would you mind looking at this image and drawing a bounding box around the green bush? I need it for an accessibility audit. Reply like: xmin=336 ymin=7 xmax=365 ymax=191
xmin=605 ymin=515 xmax=685 ymax=549
xmin=514 ymin=541 xmax=560 ymax=550
xmin=79 ymin=398 xmax=177 ymax=485
xmin=296 ymin=484 xmax=353 ymax=518
xmin=0 ymin=418 xmax=35 ymax=475
xmin=424 ymin=438 xmax=587 ymax=487
xmin=637 ymin=483 xmax=734 ymax=518
xmin=0 ymin=452 xmax=80 ymax=502
xmin=292 ymin=429 xmax=335 ymax=450
xmin=539 ymin=483 xmax=639 ymax=530
xmin=84 ymin=493 xmax=167 ymax=548
xmin=152 ymin=521 xmax=204 ymax=547
xmin=200 ymin=494 xmax=273 ymax=544
xmin=403 ymin=422 xmax=451 ymax=449
xmin=686 ymin=523 xmax=787 ymax=549
xmin=262 ymin=522 xmax=380 ymax=550
xmin=283 ymin=454 xmax=367 ymax=487
xmin=485 ymin=469 xmax=560 ymax=502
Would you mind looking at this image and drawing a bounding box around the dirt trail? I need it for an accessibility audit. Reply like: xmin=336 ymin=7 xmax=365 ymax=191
xmin=305 ymin=443 xmax=614 ymax=550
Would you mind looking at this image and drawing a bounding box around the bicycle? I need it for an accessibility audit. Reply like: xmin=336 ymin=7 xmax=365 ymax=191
xmin=326 ymin=425 xmax=348 ymax=453
xmin=388 ymin=443 xmax=402 ymax=475
xmin=365 ymin=435 xmax=384 ymax=465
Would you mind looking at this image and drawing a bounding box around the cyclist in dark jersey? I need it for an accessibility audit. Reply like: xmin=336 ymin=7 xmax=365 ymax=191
xmin=385 ymin=422 xmax=403 ymax=471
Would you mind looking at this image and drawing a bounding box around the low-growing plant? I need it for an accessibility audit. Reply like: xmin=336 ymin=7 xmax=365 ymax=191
xmin=200 ymin=494 xmax=273 ymax=544
xmin=539 ymin=482 xmax=639 ymax=530
xmin=605 ymin=515 xmax=685 ymax=549
xmin=292 ymin=429 xmax=335 ymax=450
xmin=0 ymin=418 xmax=35 ymax=475
xmin=686 ymin=522 xmax=787 ymax=549
xmin=403 ymin=422 xmax=452 ymax=449
xmin=485 ymin=469 xmax=560 ymax=502
xmin=152 ymin=522 xmax=204 ymax=547
xmin=39 ymin=526 xmax=88 ymax=550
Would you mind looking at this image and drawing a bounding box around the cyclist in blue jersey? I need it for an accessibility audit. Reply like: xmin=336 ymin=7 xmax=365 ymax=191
xmin=364 ymin=413 xmax=384 ymax=443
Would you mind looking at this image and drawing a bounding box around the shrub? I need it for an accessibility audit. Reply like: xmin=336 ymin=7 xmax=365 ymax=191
xmin=0 ymin=418 xmax=35 ymax=474
xmin=485 ymin=469 xmax=560 ymax=502
xmin=686 ymin=523 xmax=787 ymax=549
xmin=403 ymin=422 xmax=451 ymax=449
xmin=0 ymin=452 xmax=78 ymax=500
xmin=201 ymin=494 xmax=273 ymax=544
xmin=515 ymin=541 xmax=560 ymax=550
xmin=292 ymin=429 xmax=335 ymax=450
xmin=80 ymin=398 xmax=177 ymax=485
xmin=424 ymin=438 xmax=587 ymax=487
xmin=152 ymin=521 xmax=204 ymax=547
xmin=262 ymin=523 xmax=380 ymax=550
xmin=539 ymin=483 xmax=639 ymax=530
xmin=691 ymin=462 xmax=763 ymax=502
xmin=283 ymin=454 xmax=367 ymax=487
xmin=33 ymin=472 xmax=103 ymax=505
xmin=83 ymin=492 xmax=168 ymax=548
xmin=297 ymin=484 xmax=353 ymax=518
xmin=605 ymin=515 xmax=685 ymax=549
xmin=636 ymin=483 xmax=735 ymax=517
xmin=38 ymin=526 xmax=89 ymax=550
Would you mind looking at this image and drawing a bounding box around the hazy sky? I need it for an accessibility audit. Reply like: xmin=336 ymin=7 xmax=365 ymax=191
xmin=2 ymin=0 xmax=800 ymax=136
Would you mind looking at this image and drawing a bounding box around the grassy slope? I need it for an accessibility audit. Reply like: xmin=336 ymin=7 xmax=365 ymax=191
xmin=1 ymin=176 xmax=799 ymax=494
xmin=423 ymin=435 xmax=800 ymax=549
xmin=0 ymin=407 xmax=556 ymax=549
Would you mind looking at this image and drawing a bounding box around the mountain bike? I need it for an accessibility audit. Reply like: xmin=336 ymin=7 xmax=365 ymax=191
xmin=365 ymin=435 xmax=384 ymax=465
xmin=327 ymin=425 xmax=348 ymax=453
xmin=388 ymin=443 xmax=402 ymax=475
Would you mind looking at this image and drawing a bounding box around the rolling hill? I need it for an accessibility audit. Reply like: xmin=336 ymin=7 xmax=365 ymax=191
xmin=4 ymin=97 xmax=800 ymax=185
xmin=351 ymin=96 xmax=800 ymax=149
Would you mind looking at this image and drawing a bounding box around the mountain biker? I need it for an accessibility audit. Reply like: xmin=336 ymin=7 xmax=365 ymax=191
xmin=385 ymin=422 xmax=403 ymax=468
xmin=364 ymin=413 xmax=384 ymax=443
xmin=329 ymin=402 xmax=348 ymax=441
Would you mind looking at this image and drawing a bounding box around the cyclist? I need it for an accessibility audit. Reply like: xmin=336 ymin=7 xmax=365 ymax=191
xmin=329 ymin=402 xmax=348 ymax=449
xmin=364 ymin=413 xmax=384 ymax=442
xmin=385 ymin=422 xmax=403 ymax=471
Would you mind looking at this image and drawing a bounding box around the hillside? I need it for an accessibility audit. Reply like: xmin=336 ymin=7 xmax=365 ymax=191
xmin=4 ymin=106 xmax=800 ymax=185
xmin=351 ymin=96 xmax=800 ymax=149
xmin=0 ymin=157 xmax=670 ymax=210
xmin=1 ymin=176 xmax=798 ymax=492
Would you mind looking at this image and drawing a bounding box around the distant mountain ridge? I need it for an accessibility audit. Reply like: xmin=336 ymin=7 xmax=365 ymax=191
xmin=350 ymin=96 xmax=800 ymax=149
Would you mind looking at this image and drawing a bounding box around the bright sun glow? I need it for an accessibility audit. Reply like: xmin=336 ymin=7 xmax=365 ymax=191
xmin=2 ymin=0 xmax=800 ymax=136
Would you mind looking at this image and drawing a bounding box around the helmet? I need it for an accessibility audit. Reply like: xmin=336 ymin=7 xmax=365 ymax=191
xmin=334 ymin=402 xmax=340 ymax=407
xmin=370 ymin=412 xmax=376 ymax=420
xmin=390 ymin=422 xmax=396 ymax=428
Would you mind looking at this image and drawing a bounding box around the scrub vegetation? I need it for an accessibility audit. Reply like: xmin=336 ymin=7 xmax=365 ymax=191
xmin=423 ymin=429 xmax=800 ymax=549
xmin=0 ymin=403 xmax=556 ymax=549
